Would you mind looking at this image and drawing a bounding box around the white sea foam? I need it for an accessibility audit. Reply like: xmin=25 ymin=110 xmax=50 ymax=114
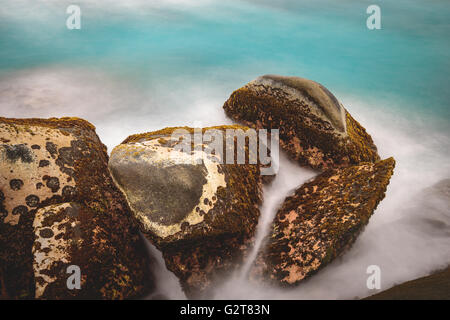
xmin=142 ymin=235 xmax=186 ymax=300
xmin=239 ymin=153 xmax=317 ymax=280
xmin=0 ymin=66 xmax=232 ymax=149
xmin=211 ymin=94 xmax=450 ymax=299
xmin=136 ymin=90 xmax=450 ymax=300
xmin=1 ymin=65 xmax=449 ymax=299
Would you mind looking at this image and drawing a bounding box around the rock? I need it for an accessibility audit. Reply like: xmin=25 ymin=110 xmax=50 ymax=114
xmin=0 ymin=117 xmax=153 ymax=299
xmin=251 ymin=157 xmax=395 ymax=286
xmin=109 ymin=126 xmax=263 ymax=298
xmin=223 ymin=75 xmax=380 ymax=170
xmin=365 ymin=266 xmax=450 ymax=300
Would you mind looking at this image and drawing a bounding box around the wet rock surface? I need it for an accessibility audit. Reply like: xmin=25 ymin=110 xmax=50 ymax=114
xmin=0 ymin=76 xmax=398 ymax=299
xmin=251 ymin=158 xmax=395 ymax=286
xmin=223 ymin=75 xmax=380 ymax=170
xmin=109 ymin=126 xmax=263 ymax=298
xmin=222 ymin=75 xmax=396 ymax=288
xmin=0 ymin=117 xmax=154 ymax=299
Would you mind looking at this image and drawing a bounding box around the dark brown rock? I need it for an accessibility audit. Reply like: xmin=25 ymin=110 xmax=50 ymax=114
xmin=223 ymin=75 xmax=380 ymax=170
xmin=365 ymin=266 xmax=450 ymax=300
xmin=0 ymin=117 xmax=154 ymax=299
xmin=251 ymin=158 xmax=395 ymax=286
xmin=109 ymin=126 xmax=263 ymax=298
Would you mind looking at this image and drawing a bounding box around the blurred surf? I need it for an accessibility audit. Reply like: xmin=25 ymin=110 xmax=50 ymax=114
xmin=0 ymin=0 xmax=448 ymax=299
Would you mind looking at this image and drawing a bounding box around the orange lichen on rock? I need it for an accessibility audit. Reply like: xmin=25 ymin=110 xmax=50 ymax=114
xmin=110 ymin=126 xmax=263 ymax=298
xmin=251 ymin=157 xmax=395 ymax=286
xmin=0 ymin=117 xmax=153 ymax=299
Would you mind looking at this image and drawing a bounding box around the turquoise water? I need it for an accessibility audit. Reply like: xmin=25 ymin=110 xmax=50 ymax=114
xmin=1 ymin=0 xmax=449 ymax=299
xmin=1 ymin=0 xmax=449 ymax=123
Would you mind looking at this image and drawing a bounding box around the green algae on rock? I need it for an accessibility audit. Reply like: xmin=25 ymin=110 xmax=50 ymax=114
xmin=0 ymin=117 xmax=153 ymax=299
xmin=223 ymin=75 xmax=380 ymax=170
xmin=250 ymin=157 xmax=395 ymax=286
xmin=109 ymin=125 xmax=263 ymax=298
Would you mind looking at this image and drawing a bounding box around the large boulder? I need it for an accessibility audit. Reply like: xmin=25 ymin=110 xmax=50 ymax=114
xmin=0 ymin=117 xmax=153 ymax=299
xmin=109 ymin=126 xmax=263 ymax=298
xmin=251 ymin=157 xmax=395 ymax=286
xmin=223 ymin=75 xmax=380 ymax=170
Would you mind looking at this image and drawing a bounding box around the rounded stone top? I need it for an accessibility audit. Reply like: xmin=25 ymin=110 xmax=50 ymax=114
xmin=250 ymin=75 xmax=347 ymax=133
xmin=109 ymin=135 xmax=227 ymax=240
xmin=0 ymin=116 xmax=96 ymax=131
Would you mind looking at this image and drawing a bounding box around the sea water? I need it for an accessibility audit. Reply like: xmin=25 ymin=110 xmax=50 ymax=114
xmin=0 ymin=0 xmax=449 ymax=299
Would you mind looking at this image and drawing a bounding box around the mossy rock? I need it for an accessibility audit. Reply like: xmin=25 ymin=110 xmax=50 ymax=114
xmin=251 ymin=157 xmax=395 ymax=286
xmin=223 ymin=75 xmax=380 ymax=170
xmin=109 ymin=125 xmax=263 ymax=298
xmin=0 ymin=117 xmax=153 ymax=299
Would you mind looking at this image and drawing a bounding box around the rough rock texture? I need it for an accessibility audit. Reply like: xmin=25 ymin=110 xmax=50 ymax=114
xmin=223 ymin=75 xmax=380 ymax=170
xmin=251 ymin=158 xmax=395 ymax=286
xmin=366 ymin=266 xmax=450 ymax=300
xmin=0 ymin=117 xmax=153 ymax=299
xmin=109 ymin=126 xmax=262 ymax=298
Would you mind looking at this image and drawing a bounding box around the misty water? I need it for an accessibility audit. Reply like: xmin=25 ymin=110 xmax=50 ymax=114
xmin=0 ymin=0 xmax=449 ymax=299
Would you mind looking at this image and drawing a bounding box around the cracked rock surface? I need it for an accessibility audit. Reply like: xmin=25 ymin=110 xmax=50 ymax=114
xmin=109 ymin=125 xmax=263 ymax=298
xmin=223 ymin=75 xmax=380 ymax=170
xmin=251 ymin=158 xmax=395 ymax=286
xmin=223 ymin=75 xmax=395 ymax=287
